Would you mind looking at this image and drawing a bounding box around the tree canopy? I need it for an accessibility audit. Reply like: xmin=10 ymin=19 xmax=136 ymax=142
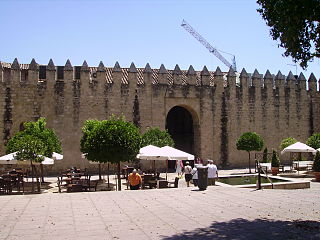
xmin=271 ymin=149 xmax=280 ymax=167
xmin=306 ymin=133 xmax=320 ymax=150
xmin=141 ymin=127 xmax=174 ymax=148
xmin=257 ymin=0 xmax=320 ymax=69
xmin=236 ymin=132 xmax=264 ymax=152
xmin=6 ymin=118 xmax=62 ymax=163
xmin=279 ymin=137 xmax=297 ymax=150
xmin=236 ymin=132 xmax=264 ymax=173
xmin=80 ymin=116 xmax=141 ymax=164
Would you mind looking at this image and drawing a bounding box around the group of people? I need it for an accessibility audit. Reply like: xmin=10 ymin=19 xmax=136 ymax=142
xmin=177 ymin=159 xmax=218 ymax=187
xmin=127 ymin=158 xmax=218 ymax=190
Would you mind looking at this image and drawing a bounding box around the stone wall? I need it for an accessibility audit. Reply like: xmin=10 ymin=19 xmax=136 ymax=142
xmin=0 ymin=58 xmax=319 ymax=172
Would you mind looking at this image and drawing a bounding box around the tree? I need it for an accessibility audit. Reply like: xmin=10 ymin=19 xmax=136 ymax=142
xmin=257 ymin=0 xmax=320 ymax=69
xmin=280 ymin=137 xmax=297 ymax=150
xmin=6 ymin=118 xmax=62 ymax=192
xmin=306 ymin=133 xmax=320 ymax=150
xmin=236 ymin=132 xmax=264 ymax=173
xmin=262 ymin=147 xmax=268 ymax=163
xmin=141 ymin=127 xmax=174 ymax=148
xmin=312 ymin=151 xmax=320 ymax=172
xmin=7 ymin=118 xmax=62 ymax=156
xmin=80 ymin=115 xmax=141 ymax=191
xmin=271 ymin=149 xmax=280 ymax=167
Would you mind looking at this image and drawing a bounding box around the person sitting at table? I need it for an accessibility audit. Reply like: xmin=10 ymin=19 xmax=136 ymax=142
xmin=127 ymin=169 xmax=142 ymax=190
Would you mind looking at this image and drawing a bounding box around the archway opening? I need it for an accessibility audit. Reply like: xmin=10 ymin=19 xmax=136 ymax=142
xmin=166 ymin=106 xmax=194 ymax=169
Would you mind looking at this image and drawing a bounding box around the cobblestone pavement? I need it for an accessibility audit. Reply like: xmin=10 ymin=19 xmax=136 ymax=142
xmin=0 ymin=171 xmax=320 ymax=240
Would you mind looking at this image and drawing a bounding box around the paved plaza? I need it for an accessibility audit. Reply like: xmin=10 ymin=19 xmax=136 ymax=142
xmin=0 ymin=171 xmax=320 ymax=240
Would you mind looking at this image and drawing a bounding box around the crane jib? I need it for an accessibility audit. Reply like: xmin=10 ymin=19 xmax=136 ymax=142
xmin=181 ymin=19 xmax=237 ymax=71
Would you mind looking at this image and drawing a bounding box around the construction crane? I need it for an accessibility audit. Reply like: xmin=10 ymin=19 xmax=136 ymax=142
xmin=181 ymin=19 xmax=237 ymax=72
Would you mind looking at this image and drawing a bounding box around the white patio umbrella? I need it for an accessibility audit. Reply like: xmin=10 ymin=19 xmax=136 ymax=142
xmin=281 ymin=142 xmax=316 ymax=173
xmin=0 ymin=152 xmax=54 ymax=165
xmin=52 ymin=152 xmax=63 ymax=161
xmin=281 ymin=142 xmax=316 ymax=155
xmin=160 ymin=146 xmax=195 ymax=180
xmin=0 ymin=152 xmax=18 ymax=164
xmin=136 ymin=145 xmax=169 ymax=160
xmin=136 ymin=145 xmax=170 ymax=177
xmin=160 ymin=146 xmax=195 ymax=160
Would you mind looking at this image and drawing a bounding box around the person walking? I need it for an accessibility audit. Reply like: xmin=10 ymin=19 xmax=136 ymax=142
xmin=207 ymin=160 xmax=218 ymax=185
xmin=184 ymin=161 xmax=192 ymax=187
xmin=175 ymin=159 xmax=183 ymax=177
xmin=191 ymin=164 xmax=198 ymax=187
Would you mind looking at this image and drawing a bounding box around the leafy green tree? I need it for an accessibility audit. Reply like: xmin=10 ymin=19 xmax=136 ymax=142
xmin=6 ymin=117 xmax=62 ymax=157
xmin=257 ymin=0 xmax=320 ymax=69
xmin=312 ymin=151 xmax=320 ymax=172
xmin=6 ymin=118 xmax=62 ymax=192
xmin=141 ymin=127 xmax=174 ymax=148
xmin=80 ymin=115 xmax=141 ymax=191
xmin=306 ymin=133 xmax=320 ymax=150
xmin=280 ymin=137 xmax=297 ymax=150
xmin=271 ymin=149 xmax=280 ymax=167
xmin=262 ymin=147 xmax=268 ymax=163
xmin=236 ymin=132 xmax=264 ymax=173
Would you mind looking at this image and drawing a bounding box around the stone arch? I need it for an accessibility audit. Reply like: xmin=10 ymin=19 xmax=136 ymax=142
xmin=165 ymin=105 xmax=200 ymax=169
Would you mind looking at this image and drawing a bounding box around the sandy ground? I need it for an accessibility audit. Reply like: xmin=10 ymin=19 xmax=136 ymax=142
xmin=1 ymin=169 xmax=319 ymax=240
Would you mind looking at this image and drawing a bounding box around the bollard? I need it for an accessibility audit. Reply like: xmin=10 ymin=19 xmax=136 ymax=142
xmin=197 ymin=166 xmax=208 ymax=190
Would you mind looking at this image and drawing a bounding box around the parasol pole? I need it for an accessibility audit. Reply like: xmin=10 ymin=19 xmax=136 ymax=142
xmin=166 ymin=159 xmax=168 ymax=180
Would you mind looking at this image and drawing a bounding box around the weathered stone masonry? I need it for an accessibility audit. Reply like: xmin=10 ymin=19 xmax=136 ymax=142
xmin=0 ymin=58 xmax=319 ymax=170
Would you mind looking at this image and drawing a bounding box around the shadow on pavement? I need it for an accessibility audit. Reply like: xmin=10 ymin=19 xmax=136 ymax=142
xmin=161 ymin=218 xmax=320 ymax=240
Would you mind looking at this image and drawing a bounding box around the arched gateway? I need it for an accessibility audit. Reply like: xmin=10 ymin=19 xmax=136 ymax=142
xmin=166 ymin=106 xmax=199 ymax=169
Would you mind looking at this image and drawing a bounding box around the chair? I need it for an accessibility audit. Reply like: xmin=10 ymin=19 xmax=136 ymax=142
xmin=57 ymin=176 xmax=64 ymax=193
xmin=168 ymin=177 xmax=179 ymax=188
xmin=0 ymin=178 xmax=7 ymax=194
xmin=142 ymin=175 xmax=157 ymax=189
xmin=88 ymin=180 xmax=98 ymax=191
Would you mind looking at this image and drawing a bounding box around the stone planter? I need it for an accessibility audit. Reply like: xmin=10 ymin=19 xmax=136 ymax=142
xmin=314 ymin=172 xmax=320 ymax=182
xmin=271 ymin=167 xmax=279 ymax=176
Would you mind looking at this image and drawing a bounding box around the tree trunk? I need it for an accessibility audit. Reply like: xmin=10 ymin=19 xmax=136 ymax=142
xmin=117 ymin=162 xmax=121 ymax=191
xmin=98 ymin=163 xmax=102 ymax=181
xmin=40 ymin=164 xmax=44 ymax=183
xmin=31 ymin=161 xmax=35 ymax=193
xmin=35 ymin=167 xmax=40 ymax=193
xmin=248 ymin=151 xmax=251 ymax=173
xmin=107 ymin=163 xmax=110 ymax=189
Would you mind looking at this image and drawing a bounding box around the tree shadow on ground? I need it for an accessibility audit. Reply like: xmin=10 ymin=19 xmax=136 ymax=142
xmin=161 ymin=218 xmax=320 ymax=240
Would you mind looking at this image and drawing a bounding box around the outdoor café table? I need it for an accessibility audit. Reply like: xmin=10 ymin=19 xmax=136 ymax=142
xmin=142 ymin=174 xmax=157 ymax=189
xmin=64 ymin=177 xmax=89 ymax=192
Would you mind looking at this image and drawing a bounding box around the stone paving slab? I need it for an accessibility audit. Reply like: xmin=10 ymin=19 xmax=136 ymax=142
xmin=1 ymin=179 xmax=320 ymax=240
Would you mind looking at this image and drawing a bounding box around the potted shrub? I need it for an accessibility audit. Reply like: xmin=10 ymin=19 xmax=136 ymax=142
xmin=262 ymin=147 xmax=268 ymax=163
xmin=312 ymin=151 xmax=320 ymax=182
xmin=271 ymin=150 xmax=280 ymax=175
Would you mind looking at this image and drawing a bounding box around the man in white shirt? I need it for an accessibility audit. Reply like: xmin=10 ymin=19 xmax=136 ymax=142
xmin=191 ymin=164 xmax=199 ymax=187
xmin=207 ymin=160 xmax=218 ymax=185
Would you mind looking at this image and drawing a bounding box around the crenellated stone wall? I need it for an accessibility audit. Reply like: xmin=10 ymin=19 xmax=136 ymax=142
xmin=0 ymin=58 xmax=319 ymax=171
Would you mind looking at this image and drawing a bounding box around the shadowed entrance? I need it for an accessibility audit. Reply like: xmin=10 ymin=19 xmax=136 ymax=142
xmin=166 ymin=106 xmax=194 ymax=169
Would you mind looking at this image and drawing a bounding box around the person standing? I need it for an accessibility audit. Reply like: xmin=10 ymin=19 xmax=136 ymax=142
xmin=191 ymin=164 xmax=198 ymax=187
xmin=127 ymin=169 xmax=142 ymax=190
xmin=207 ymin=160 xmax=218 ymax=185
xmin=184 ymin=161 xmax=192 ymax=187
xmin=175 ymin=159 xmax=183 ymax=177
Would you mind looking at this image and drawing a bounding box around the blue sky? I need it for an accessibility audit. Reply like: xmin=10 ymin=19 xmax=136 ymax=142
xmin=1 ymin=0 xmax=319 ymax=79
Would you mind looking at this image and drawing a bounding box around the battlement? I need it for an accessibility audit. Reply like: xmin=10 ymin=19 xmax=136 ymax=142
xmin=1 ymin=58 xmax=319 ymax=91
xmin=0 ymin=58 xmax=319 ymax=170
